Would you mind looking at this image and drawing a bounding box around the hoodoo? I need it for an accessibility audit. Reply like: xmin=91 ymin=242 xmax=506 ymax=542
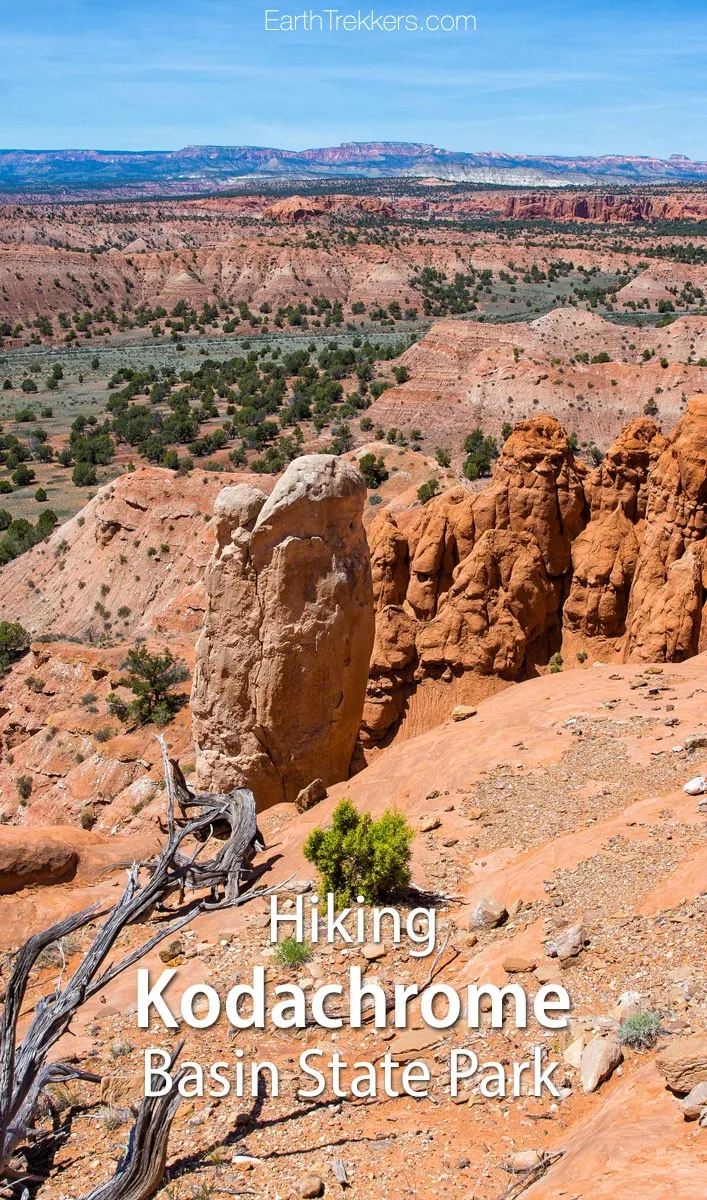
xmin=191 ymin=455 xmax=375 ymax=808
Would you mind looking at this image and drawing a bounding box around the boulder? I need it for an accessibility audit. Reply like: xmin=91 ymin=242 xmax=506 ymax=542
xmin=580 ymin=1035 xmax=623 ymax=1093
xmin=0 ymin=827 xmax=80 ymax=894
xmin=545 ymin=923 xmax=588 ymax=961
xmin=678 ymin=1081 xmax=707 ymax=1120
xmin=192 ymin=458 xmax=375 ymax=808
xmin=656 ymin=1036 xmax=707 ymax=1094
xmin=469 ymin=896 xmax=508 ymax=929
xmin=294 ymin=779 xmax=327 ymax=814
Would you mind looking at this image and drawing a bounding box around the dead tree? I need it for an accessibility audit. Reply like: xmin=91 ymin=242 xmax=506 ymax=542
xmin=166 ymin=751 xmax=265 ymax=901
xmin=0 ymin=737 xmax=281 ymax=1198
xmin=79 ymin=1046 xmax=189 ymax=1200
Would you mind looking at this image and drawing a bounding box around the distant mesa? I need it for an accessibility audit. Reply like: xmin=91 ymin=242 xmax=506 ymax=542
xmin=3 ymin=142 xmax=707 ymax=195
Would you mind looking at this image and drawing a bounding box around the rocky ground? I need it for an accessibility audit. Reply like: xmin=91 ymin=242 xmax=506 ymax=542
xmin=1 ymin=658 xmax=705 ymax=1199
xmin=1 ymin=189 xmax=707 ymax=1196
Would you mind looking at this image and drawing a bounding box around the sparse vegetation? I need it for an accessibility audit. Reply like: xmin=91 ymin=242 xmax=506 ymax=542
xmin=304 ymin=797 xmax=414 ymax=906
xmin=115 ymin=647 xmax=189 ymax=726
xmin=619 ymin=1010 xmax=663 ymax=1049
xmin=276 ymin=937 xmax=311 ymax=967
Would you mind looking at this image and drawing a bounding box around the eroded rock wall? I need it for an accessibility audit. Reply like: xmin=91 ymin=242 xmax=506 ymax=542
xmin=362 ymin=403 xmax=707 ymax=745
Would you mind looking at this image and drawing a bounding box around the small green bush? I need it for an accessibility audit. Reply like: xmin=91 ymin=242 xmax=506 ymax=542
xmin=417 ymin=477 xmax=440 ymax=504
xmin=619 ymin=1010 xmax=663 ymax=1050
xmin=72 ymin=460 xmax=97 ymax=487
xmin=16 ymin=775 xmax=32 ymax=801
xmin=0 ymin=620 xmax=30 ymax=677
xmin=549 ymin=652 xmax=564 ymax=674
xmin=276 ymin=937 xmax=311 ymax=967
xmin=304 ymin=798 xmax=414 ymax=906
xmin=116 ymin=646 xmax=189 ymax=726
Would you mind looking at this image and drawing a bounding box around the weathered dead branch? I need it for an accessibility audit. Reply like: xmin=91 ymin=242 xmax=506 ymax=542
xmin=0 ymin=737 xmax=278 ymax=1199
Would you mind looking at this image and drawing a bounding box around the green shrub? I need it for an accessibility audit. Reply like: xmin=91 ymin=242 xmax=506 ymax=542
xmin=304 ymin=798 xmax=414 ymax=906
xmin=16 ymin=775 xmax=33 ymax=801
xmin=0 ymin=620 xmax=30 ymax=677
xmin=72 ymin=460 xmax=97 ymax=487
xmin=116 ymin=646 xmax=189 ymax=726
xmin=619 ymin=1010 xmax=663 ymax=1050
xmin=548 ymin=652 xmax=563 ymax=674
xmin=12 ymin=463 xmax=35 ymax=488
xmin=358 ymin=452 xmax=388 ymax=489
xmin=417 ymin=478 xmax=440 ymax=504
xmin=276 ymin=937 xmax=311 ymax=967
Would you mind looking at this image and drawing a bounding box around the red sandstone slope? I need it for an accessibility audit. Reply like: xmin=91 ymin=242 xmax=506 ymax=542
xmin=2 ymin=653 xmax=706 ymax=1198
xmin=0 ymin=466 xmax=274 ymax=642
xmin=367 ymin=311 xmax=707 ymax=449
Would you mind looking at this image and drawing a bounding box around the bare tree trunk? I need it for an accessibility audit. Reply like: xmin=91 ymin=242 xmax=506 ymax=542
xmin=79 ymin=1047 xmax=188 ymax=1200
xmin=0 ymin=736 xmax=284 ymax=1199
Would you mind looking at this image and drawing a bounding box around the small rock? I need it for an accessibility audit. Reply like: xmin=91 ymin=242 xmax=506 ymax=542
xmin=683 ymin=776 xmax=707 ymax=796
xmin=684 ymin=733 xmax=707 ymax=752
xmin=466 ymin=807 xmax=485 ymax=821
xmin=581 ymin=1035 xmax=623 ymax=1093
xmin=563 ymin=1036 xmax=584 ymax=1069
xmin=451 ymin=705 xmax=477 ymax=722
xmin=534 ymin=962 xmax=562 ymax=985
xmin=507 ymin=1150 xmax=542 ymax=1174
xmin=545 ymin=923 xmax=587 ymax=961
xmin=361 ymin=942 xmax=386 ymax=961
xmin=678 ymin=1082 xmax=707 ymax=1120
xmin=417 ymin=815 xmax=441 ymax=832
xmin=454 ymin=1155 xmax=470 ymax=1169
xmin=442 ymin=836 xmax=459 ymax=847
xmin=616 ymin=991 xmax=643 ymax=1020
xmin=502 ymin=955 xmax=535 ymax=974
xmin=159 ymin=939 xmax=183 ymax=963
xmin=469 ymin=896 xmax=508 ymax=929
xmin=297 ymin=1174 xmax=325 ymax=1198
xmin=294 ymin=778 xmax=327 ymax=813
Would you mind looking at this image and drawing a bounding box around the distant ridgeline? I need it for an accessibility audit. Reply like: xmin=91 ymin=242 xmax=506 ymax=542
xmin=2 ymin=143 xmax=707 ymax=194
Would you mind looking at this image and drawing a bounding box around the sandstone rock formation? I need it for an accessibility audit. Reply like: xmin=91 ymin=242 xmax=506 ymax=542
xmin=191 ymin=457 xmax=374 ymax=807
xmin=362 ymin=403 xmax=707 ymax=745
xmin=563 ymin=418 xmax=666 ymax=640
xmin=625 ymin=397 xmax=707 ymax=660
xmin=362 ymin=416 xmax=585 ymax=744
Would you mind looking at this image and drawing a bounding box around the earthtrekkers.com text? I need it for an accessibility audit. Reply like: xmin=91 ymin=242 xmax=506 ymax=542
xmin=264 ymin=9 xmax=477 ymax=33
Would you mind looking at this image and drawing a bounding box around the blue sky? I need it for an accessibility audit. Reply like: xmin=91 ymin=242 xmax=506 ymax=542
xmin=1 ymin=1 xmax=706 ymax=155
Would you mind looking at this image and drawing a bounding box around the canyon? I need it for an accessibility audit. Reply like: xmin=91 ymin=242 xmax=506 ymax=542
xmin=0 ymin=185 xmax=706 ymax=1200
